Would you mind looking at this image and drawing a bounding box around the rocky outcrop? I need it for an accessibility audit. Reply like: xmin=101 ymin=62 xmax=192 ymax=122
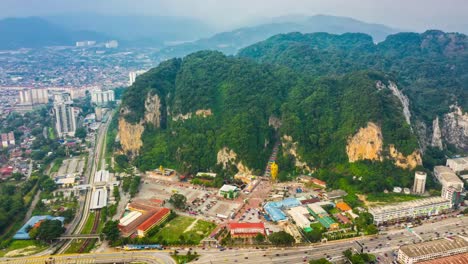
xmin=118 ymin=117 xmax=144 ymax=157
xmin=388 ymin=145 xmax=422 ymax=169
xmin=172 ymin=109 xmax=213 ymax=121
xmin=442 ymin=105 xmax=468 ymax=150
xmin=376 ymin=81 xmax=411 ymax=125
xmin=144 ymin=93 xmax=162 ymax=128
xmin=282 ymin=135 xmax=313 ymax=172
xmin=414 ymin=120 xmax=429 ymax=152
xmin=195 ymin=109 xmax=212 ymax=117
xmin=387 ymin=82 xmax=411 ymax=125
xmin=346 ymin=122 xmax=422 ymax=169
xmin=217 ymin=147 xmax=237 ymax=169
xmin=216 ymin=147 xmax=253 ymax=175
xmin=346 ymin=122 xmax=384 ymax=162
xmin=269 ymin=115 xmax=282 ymax=130
xmin=431 ymin=116 xmax=443 ymax=149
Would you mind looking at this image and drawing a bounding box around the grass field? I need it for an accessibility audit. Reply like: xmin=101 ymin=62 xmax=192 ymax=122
xmin=48 ymin=127 xmax=56 ymax=140
xmin=0 ymin=240 xmax=48 ymax=257
xmin=154 ymin=216 xmax=216 ymax=245
xmin=81 ymin=212 xmax=96 ymax=234
xmin=50 ymin=158 xmax=64 ymax=173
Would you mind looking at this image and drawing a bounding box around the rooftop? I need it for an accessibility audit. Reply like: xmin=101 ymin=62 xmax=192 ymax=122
xmin=219 ymin=184 xmax=239 ymax=192
xmin=369 ymin=196 xmax=450 ymax=215
xmin=434 ymin=166 xmax=463 ymax=184
xmin=228 ymin=222 xmax=265 ymax=230
xmin=336 ymin=201 xmax=352 ymax=212
xmin=326 ymin=189 xmax=347 ymax=198
xmin=14 ymin=215 xmax=65 ymax=240
xmin=418 ymin=252 xmax=468 ymax=264
xmin=90 ymin=188 xmax=107 ymax=210
xmin=448 ymin=157 xmax=468 ymax=166
xmin=400 ymin=236 xmax=468 ymax=258
xmin=137 ymin=208 xmax=170 ymax=232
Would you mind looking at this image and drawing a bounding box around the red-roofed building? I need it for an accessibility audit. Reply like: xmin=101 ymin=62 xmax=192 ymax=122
xmin=227 ymin=222 xmax=265 ymax=238
xmin=311 ymin=178 xmax=326 ymax=188
xmin=300 ymin=198 xmax=321 ymax=205
xmin=334 ymin=213 xmax=351 ymax=225
xmin=0 ymin=166 xmax=14 ymax=179
xmin=137 ymin=208 xmax=170 ymax=238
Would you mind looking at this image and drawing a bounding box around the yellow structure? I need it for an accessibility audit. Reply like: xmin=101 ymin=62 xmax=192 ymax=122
xmin=271 ymin=162 xmax=278 ymax=181
xmin=159 ymin=165 xmax=164 ymax=172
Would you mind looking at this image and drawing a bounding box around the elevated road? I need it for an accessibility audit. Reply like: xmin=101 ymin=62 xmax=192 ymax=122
xmin=57 ymin=234 xmax=100 ymax=240
xmin=2 ymin=251 xmax=175 ymax=264
xmin=193 ymin=216 xmax=468 ymax=264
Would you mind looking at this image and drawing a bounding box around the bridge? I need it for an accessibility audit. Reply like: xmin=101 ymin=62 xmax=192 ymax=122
xmin=58 ymin=234 xmax=100 ymax=240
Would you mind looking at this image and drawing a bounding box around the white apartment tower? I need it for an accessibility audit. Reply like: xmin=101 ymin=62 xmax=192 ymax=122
xmin=128 ymin=70 xmax=146 ymax=86
xmin=412 ymin=171 xmax=427 ymax=194
xmin=53 ymin=93 xmax=77 ymax=137
xmin=91 ymin=90 xmax=115 ymax=105
xmin=18 ymin=88 xmax=48 ymax=105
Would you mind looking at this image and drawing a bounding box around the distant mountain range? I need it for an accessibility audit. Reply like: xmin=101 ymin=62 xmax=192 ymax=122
xmin=0 ymin=14 xmax=397 ymax=51
xmin=0 ymin=15 xmax=213 ymax=50
xmin=0 ymin=17 xmax=109 ymax=50
xmin=159 ymin=14 xmax=399 ymax=58
xmin=44 ymin=14 xmax=214 ymax=47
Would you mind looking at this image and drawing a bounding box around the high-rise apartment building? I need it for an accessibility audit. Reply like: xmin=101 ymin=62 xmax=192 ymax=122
xmin=53 ymin=93 xmax=77 ymax=137
xmin=18 ymin=88 xmax=48 ymax=105
xmin=91 ymin=90 xmax=115 ymax=105
xmin=128 ymin=70 xmax=146 ymax=86
xmin=412 ymin=171 xmax=427 ymax=194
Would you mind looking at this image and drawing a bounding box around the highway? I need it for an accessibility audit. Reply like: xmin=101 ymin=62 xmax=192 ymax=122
xmin=57 ymin=113 xmax=113 ymax=254
xmin=193 ymin=216 xmax=468 ymax=264
xmin=2 ymin=251 xmax=175 ymax=264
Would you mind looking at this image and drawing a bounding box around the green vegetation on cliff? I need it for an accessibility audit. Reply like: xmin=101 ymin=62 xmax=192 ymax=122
xmin=119 ymin=30 xmax=466 ymax=192
xmin=239 ymin=30 xmax=468 ymax=122
xmin=120 ymin=49 xmax=419 ymax=191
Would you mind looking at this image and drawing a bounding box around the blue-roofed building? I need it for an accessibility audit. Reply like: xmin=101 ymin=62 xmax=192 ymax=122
xmin=264 ymin=198 xmax=301 ymax=222
xmin=13 ymin=215 xmax=65 ymax=240
xmin=264 ymin=204 xmax=287 ymax=222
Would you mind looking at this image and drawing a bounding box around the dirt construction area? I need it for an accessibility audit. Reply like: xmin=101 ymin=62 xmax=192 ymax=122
xmin=138 ymin=176 xmax=242 ymax=221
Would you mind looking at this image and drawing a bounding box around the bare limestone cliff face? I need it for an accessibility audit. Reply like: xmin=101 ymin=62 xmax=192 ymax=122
xmin=431 ymin=116 xmax=443 ymax=149
xmin=346 ymin=122 xmax=384 ymax=162
xmin=387 ymin=82 xmax=412 ymax=125
xmin=172 ymin=109 xmax=213 ymax=121
xmin=442 ymin=105 xmax=468 ymax=150
xmin=281 ymin=135 xmax=313 ymax=172
xmin=346 ymin=122 xmax=422 ymax=169
xmin=195 ymin=109 xmax=212 ymax=117
xmin=388 ymin=145 xmax=422 ymax=169
xmin=376 ymin=81 xmax=411 ymax=125
xmin=118 ymin=117 xmax=144 ymax=157
xmin=118 ymin=92 xmax=163 ymax=157
xmin=268 ymin=115 xmax=282 ymax=130
xmin=144 ymin=93 xmax=162 ymax=127
xmin=216 ymin=147 xmax=253 ymax=175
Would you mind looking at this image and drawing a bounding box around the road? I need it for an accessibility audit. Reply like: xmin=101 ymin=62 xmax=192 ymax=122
xmin=57 ymin=113 xmax=113 ymax=254
xmin=2 ymin=251 xmax=175 ymax=264
xmin=23 ymin=190 xmax=41 ymax=223
xmin=193 ymin=216 xmax=468 ymax=264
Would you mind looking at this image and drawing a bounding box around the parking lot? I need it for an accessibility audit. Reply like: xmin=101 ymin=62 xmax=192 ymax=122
xmin=138 ymin=177 xmax=243 ymax=221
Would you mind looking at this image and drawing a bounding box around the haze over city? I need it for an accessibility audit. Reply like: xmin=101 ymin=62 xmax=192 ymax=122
xmin=1 ymin=0 xmax=468 ymax=32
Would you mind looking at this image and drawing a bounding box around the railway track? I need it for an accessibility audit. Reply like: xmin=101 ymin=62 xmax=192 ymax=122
xmin=77 ymin=209 xmax=101 ymax=253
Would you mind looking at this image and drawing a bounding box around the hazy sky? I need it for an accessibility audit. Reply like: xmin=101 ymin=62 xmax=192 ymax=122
xmin=2 ymin=0 xmax=468 ymax=32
